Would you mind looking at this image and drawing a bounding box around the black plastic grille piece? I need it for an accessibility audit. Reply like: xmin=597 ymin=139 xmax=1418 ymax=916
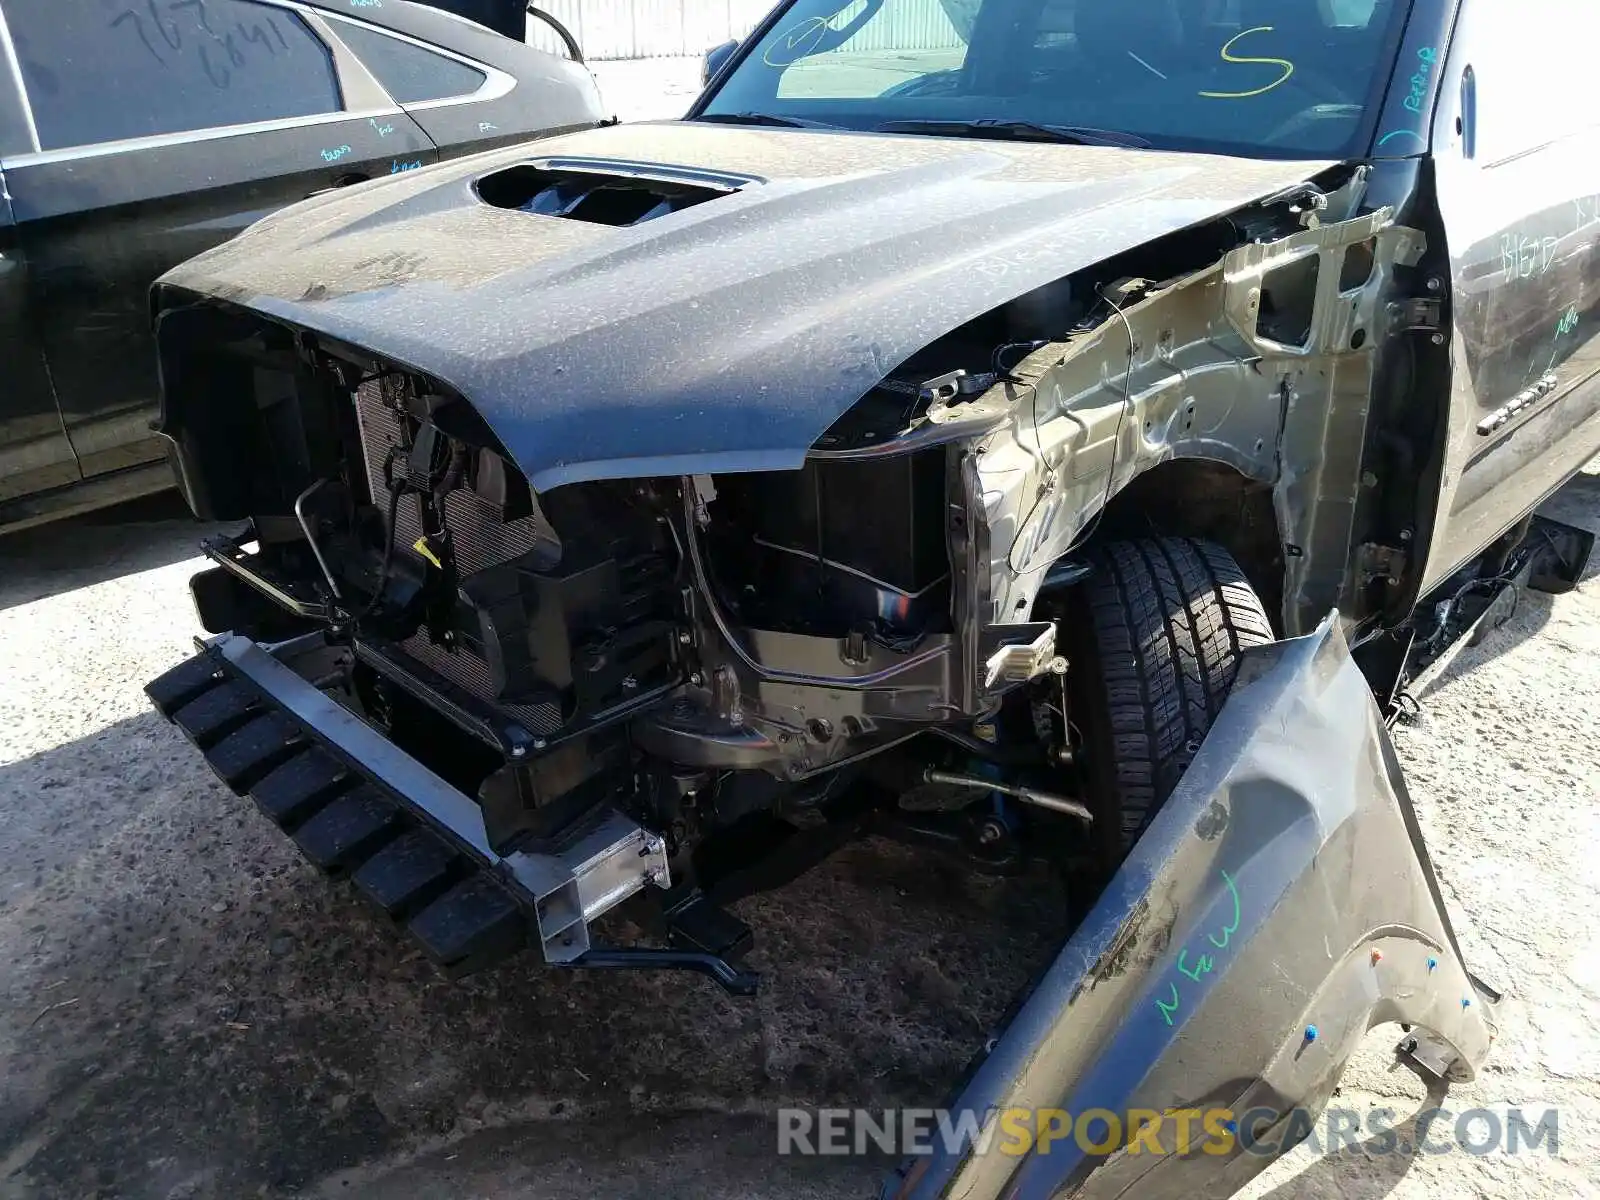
xmin=251 ymin=748 xmax=355 ymax=830
xmin=144 ymin=652 xmax=533 ymax=978
xmin=291 ymin=785 xmax=404 ymax=874
xmin=170 ymin=681 xmax=260 ymax=747
xmin=207 ymin=711 xmax=306 ymax=791
xmin=353 ymin=830 xmax=462 ymax=918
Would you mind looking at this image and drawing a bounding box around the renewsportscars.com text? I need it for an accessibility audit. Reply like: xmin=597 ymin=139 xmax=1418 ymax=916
xmin=776 ymin=1105 xmax=1560 ymax=1158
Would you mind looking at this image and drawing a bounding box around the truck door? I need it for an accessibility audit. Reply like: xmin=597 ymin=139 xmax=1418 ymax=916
xmin=0 ymin=27 xmax=79 ymax=512
xmin=1419 ymin=0 xmax=1600 ymax=593
xmin=0 ymin=0 xmax=438 ymax=484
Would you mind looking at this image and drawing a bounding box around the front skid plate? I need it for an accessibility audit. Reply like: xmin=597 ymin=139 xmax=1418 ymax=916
xmin=883 ymin=614 xmax=1496 ymax=1200
xmin=145 ymin=633 xmax=668 ymax=974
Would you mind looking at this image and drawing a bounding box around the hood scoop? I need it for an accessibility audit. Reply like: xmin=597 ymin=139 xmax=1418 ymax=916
xmin=475 ymin=157 xmax=760 ymax=227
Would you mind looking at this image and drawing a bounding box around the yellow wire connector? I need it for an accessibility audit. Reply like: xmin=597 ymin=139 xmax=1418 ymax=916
xmin=412 ymin=535 xmax=444 ymax=569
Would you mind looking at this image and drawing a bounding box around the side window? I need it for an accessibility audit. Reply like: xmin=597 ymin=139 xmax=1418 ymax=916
xmin=1327 ymin=0 xmax=1380 ymax=23
xmin=332 ymin=22 xmax=486 ymax=104
xmin=5 ymin=0 xmax=342 ymax=151
xmin=1031 ymin=0 xmax=1073 ymax=50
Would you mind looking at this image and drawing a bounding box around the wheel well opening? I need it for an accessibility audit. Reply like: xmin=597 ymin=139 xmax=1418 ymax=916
xmin=1085 ymin=460 xmax=1285 ymax=634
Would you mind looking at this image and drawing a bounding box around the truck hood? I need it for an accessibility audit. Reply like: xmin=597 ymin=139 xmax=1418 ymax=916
xmin=155 ymin=121 xmax=1333 ymax=492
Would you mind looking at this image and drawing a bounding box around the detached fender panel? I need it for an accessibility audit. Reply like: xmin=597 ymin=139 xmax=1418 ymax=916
xmin=885 ymin=614 xmax=1495 ymax=1200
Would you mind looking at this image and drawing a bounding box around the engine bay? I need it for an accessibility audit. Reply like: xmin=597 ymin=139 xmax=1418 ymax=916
xmin=148 ymin=163 xmax=1415 ymax=989
xmin=156 ymin=300 xmax=1113 ymax=988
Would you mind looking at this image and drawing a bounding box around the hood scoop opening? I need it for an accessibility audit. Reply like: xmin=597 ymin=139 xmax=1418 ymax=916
xmin=475 ymin=157 xmax=759 ymax=227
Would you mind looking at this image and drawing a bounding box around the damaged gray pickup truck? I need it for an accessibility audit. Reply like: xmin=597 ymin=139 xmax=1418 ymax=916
xmin=144 ymin=0 xmax=1599 ymax=1194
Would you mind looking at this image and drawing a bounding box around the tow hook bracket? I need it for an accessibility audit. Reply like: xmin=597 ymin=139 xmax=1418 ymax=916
xmin=502 ymin=810 xmax=673 ymax=964
xmin=552 ymin=888 xmax=760 ymax=995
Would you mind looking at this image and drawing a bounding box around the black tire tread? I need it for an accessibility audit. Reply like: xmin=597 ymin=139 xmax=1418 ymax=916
xmin=1079 ymin=537 xmax=1274 ymax=849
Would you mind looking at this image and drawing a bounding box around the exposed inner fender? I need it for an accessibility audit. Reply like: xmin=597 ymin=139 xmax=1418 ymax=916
xmin=881 ymin=613 xmax=1495 ymax=1200
xmin=941 ymin=172 xmax=1426 ymax=636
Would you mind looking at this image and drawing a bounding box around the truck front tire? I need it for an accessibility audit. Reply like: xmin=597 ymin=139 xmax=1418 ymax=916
xmin=1069 ymin=537 xmax=1275 ymax=861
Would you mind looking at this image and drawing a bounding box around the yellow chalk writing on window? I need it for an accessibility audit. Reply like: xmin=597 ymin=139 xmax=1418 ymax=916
xmin=1199 ymin=26 xmax=1295 ymax=99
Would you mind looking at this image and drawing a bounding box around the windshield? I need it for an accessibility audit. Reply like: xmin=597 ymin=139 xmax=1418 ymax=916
xmin=698 ymin=0 xmax=1411 ymax=158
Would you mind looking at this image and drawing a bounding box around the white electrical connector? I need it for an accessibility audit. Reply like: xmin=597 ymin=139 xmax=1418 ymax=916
xmin=983 ymin=625 xmax=1058 ymax=689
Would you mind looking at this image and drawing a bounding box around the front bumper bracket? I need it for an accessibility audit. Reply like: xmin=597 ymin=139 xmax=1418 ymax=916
xmin=145 ymin=632 xmax=672 ymax=974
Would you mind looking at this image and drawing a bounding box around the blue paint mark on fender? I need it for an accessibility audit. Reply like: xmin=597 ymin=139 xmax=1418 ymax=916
xmin=321 ymin=145 xmax=353 ymax=163
xmin=390 ymin=159 xmax=424 ymax=174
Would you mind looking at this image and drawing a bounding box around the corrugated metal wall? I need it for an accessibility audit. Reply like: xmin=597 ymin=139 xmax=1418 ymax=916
xmin=527 ymin=0 xmax=774 ymax=60
xmin=830 ymin=1 xmax=961 ymax=52
xmin=526 ymin=0 xmax=962 ymax=61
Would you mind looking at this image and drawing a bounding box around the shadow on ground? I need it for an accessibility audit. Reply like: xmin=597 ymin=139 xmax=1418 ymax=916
xmin=1407 ymin=469 xmax=1600 ymax=698
xmin=0 ymin=713 xmax=1066 ymax=1199
xmin=0 ymin=493 xmax=226 ymax=613
xmin=1250 ymin=1081 xmax=1452 ymax=1200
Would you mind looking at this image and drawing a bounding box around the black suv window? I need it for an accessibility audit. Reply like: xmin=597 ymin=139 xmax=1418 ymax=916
xmin=5 ymin=0 xmax=342 ymax=151
xmin=332 ymin=21 xmax=486 ymax=104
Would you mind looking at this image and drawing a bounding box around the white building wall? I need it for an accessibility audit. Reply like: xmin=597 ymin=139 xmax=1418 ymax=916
xmin=526 ymin=0 xmax=963 ymax=61
xmin=527 ymin=0 xmax=776 ymax=61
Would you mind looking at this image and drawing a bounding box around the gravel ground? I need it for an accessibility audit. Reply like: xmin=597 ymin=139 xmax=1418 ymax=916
xmin=1 ymin=56 xmax=1598 ymax=1200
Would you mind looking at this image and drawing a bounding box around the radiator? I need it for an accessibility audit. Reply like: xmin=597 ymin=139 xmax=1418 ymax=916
xmin=351 ymin=379 xmax=565 ymax=738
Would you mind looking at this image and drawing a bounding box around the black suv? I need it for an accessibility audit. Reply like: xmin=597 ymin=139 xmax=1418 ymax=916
xmin=0 ymin=0 xmax=604 ymax=533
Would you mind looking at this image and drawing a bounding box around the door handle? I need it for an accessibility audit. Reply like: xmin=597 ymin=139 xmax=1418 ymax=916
xmin=306 ymin=172 xmax=370 ymax=199
xmin=1476 ymin=372 xmax=1560 ymax=436
xmin=1459 ymin=66 xmax=1477 ymax=160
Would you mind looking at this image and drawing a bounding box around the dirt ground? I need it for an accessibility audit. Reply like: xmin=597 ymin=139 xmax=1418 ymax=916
xmin=0 ymin=58 xmax=1597 ymax=1200
xmin=0 ymin=494 xmax=1068 ymax=1199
